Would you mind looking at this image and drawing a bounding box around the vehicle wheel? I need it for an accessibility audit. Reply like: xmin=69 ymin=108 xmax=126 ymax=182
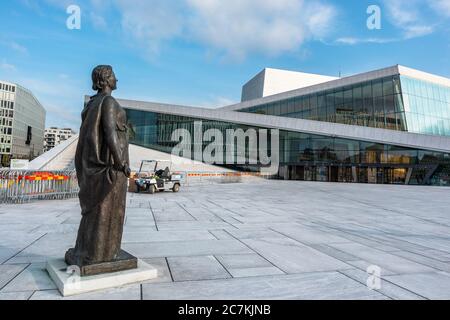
xmin=149 ymin=185 xmax=156 ymax=194
xmin=172 ymin=183 xmax=180 ymax=193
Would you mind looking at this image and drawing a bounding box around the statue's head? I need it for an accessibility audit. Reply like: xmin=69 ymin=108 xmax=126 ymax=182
xmin=92 ymin=65 xmax=117 ymax=92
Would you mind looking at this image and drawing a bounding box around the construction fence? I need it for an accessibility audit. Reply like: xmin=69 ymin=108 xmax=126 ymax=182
xmin=0 ymin=170 xmax=79 ymax=204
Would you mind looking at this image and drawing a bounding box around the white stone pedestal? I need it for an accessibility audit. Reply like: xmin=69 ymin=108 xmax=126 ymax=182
xmin=46 ymin=259 xmax=158 ymax=297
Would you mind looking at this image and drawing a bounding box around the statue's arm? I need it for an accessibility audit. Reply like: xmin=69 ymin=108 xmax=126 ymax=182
xmin=102 ymin=97 xmax=126 ymax=170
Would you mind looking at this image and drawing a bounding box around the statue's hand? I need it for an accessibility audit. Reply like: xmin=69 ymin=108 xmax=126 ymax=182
xmin=123 ymin=165 xmax=131 ymax=178
xmin=113 ymin=161 xmax=131 ymax=177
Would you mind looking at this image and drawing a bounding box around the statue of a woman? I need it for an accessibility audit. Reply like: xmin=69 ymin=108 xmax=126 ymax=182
xmin=65 ymin=65 xmax=132 ymax=273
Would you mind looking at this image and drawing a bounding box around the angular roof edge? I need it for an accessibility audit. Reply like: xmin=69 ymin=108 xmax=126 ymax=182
xmin=398 ymin=65 xmax=450 ymax=87
xmin=219 ymin=65 xmax=401 ymax=112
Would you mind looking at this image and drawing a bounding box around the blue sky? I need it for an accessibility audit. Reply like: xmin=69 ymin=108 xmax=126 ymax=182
xmin=1 ymin=0 xmax=450 ymax=130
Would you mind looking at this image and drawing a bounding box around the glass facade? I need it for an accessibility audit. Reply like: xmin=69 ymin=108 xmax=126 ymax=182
xmin=126 ymin=108 xmax=450 ymax=186
xmin=238 ymin=75 xmax=450 ymax=137
xmin=401 ymin=76 xmax=450 ymax=136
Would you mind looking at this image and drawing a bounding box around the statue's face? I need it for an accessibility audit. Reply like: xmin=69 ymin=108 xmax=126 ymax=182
xmin=108 ymin=72 xmax=117 ymax=90
xmin=109 ymin=71 xmax=118 ymax=91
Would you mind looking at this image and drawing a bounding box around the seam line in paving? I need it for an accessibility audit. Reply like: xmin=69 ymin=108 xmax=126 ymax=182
xmin=268 ymin=227 xmax=356 ymax=263
xmin=208 ymin=230 xmax=221 ymax=240
xmin=336 ymin=270 xmax=394 ymax=300
xmin=212 ymin=255 xmax=234 ymax=278
xmin=176 ymin=202 xmax=198 ymax=221
xmin=222 ymin=229 xmax=288 ymax=274
xmin=384 ymin=249 xmax=450 ymax=272
xmin=202 ymin=203 xmax=241 ymax=229
xmin=2 ymin=233 xmax=48 ymax=265
xmin=205 ymin=199 xmax=244 ymax=218
xmin=148 ymin=201 xmax=159 ymax=231
xmin=0 ymin=263 xmax=31 ymax=291
xmin=380 ymin=276 xmax=431 ymax=300
xmin=164 ymin=257 xmax=175 ymax=282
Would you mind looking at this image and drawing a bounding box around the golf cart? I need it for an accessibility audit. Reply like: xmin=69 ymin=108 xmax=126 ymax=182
xmin=134 ymin=160 xmax=181 ymax=194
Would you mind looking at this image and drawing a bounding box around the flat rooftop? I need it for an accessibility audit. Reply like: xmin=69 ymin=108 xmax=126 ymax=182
xmin=1 ymin=181 xmax=450 ymax=300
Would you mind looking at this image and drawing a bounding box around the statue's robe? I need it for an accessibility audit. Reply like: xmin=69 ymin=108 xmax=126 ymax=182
xmin=66 ymin=93 xmax=129 ymax=266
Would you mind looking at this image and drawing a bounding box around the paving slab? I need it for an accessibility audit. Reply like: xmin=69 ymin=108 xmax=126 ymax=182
xmin=0 ymin=291 xmax=34 ymax=300
xmin=123 ymin=239 xmax=252 ymax=259
xmin=339 ymin=268 xmax=425 ymax=300
xmin=228 ymin=267 xmax=284 ymax=278
xmin=142 ymin=272 xmax=387 ymax=300
xmin=122 ymin=230 xmax=216 ymax=243
xmin=1 ymin=264 xmax=57 ymax=292
xmin=215 ymin=254 xmax=273 ymax=270
xmin=0 ymin=264 xmax=28 ymax=290
xmin=167 ymin=256 xmax=231 ymax=281
xmin=327 ymin=243 xmax=436 ymax=274
xmin=384 ymin=272 xmax=450 ymax=299
xmin=242 ymin=237 xmax=351 ymax=273
xmin=30 ymin=285 xmax=141 ymax=300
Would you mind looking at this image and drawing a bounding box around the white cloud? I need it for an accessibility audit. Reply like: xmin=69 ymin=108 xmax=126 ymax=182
xmin=106 ymin=0 xmax=336 ymax=60
xmin=383 ymin=0 xmax=435 ymax=39
xmin=90 ymin=12 xmax=108 ymax=31
xmin=10 ymin=42 xmax=28 ymax=55
xmin=335 ymin=37 xmax=398 ymax=45
xmin=114 ymin=0 xmax=185 ymax=55
xmin=186 ymin=0 xmax=336 ymax=59
xmin=429 ymin=0 xmax=450 ymax=17
xmin=0 ymin=60 xmax=16 ymax=72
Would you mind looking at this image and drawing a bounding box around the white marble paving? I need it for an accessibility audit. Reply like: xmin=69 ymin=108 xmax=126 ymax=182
xmin=1 ymin=180 xmax=450 ymax=299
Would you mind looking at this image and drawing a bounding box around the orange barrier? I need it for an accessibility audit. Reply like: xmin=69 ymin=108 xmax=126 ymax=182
xmin=18 ymin=172 xmax=70 ymax=181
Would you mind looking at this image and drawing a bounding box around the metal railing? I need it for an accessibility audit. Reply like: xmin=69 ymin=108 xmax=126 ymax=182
xmin=181 ymin=171 xmax=270 ymax=186
xmin=0 ymin=170 xmax=79 ymax=204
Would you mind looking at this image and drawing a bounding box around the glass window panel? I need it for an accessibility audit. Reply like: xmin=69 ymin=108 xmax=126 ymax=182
xmin=273 ymin=102 xmax=281 ymax=115
xmin=373 ymin=80 xmax=383 ymax=97
xmin=310 ymin=94 xmax=318 ymax=109
xmin=293 ymin=98 xmax=302 ymax=113
xmin=302 ymin=96 xmax=310 ymax=111
xmin=327 ymin=105 xmax=336 ymax=122
xmin=318 ymin=94 xmax=326 ymax=108
xmin=394 ymin=94 xmax=404 ymax=113
xmin=384 ymin=95 xmax=395 ymax=113
xmin=353 ymin=86 xmax=363 ymax=112
xmin=335 ymin=90 xmax=344 ymax=105
xmin=394 ymin=76 xmax=402 ymax=95
xmin=287 ymin=99 xmax=295 ymax=114
xmin=317 ymin=107 xmax=327 ymax=121
xmin=374 ymin=96 xmax=384 ymax=115
xmin=383 ymin=77 xmax=394 ymax=96
xmin=325 ymin=90 xmax=335 ymax=106
xmin=280 ymin=100 xmax=289 ymax=114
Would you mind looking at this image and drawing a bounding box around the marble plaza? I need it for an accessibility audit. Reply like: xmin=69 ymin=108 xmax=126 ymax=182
xmin=1 ymin=180 xmax=450 ymax=300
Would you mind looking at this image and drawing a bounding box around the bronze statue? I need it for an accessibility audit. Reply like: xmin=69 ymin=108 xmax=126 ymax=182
xmin=65 ymin=65 xmax=136 ymax=276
